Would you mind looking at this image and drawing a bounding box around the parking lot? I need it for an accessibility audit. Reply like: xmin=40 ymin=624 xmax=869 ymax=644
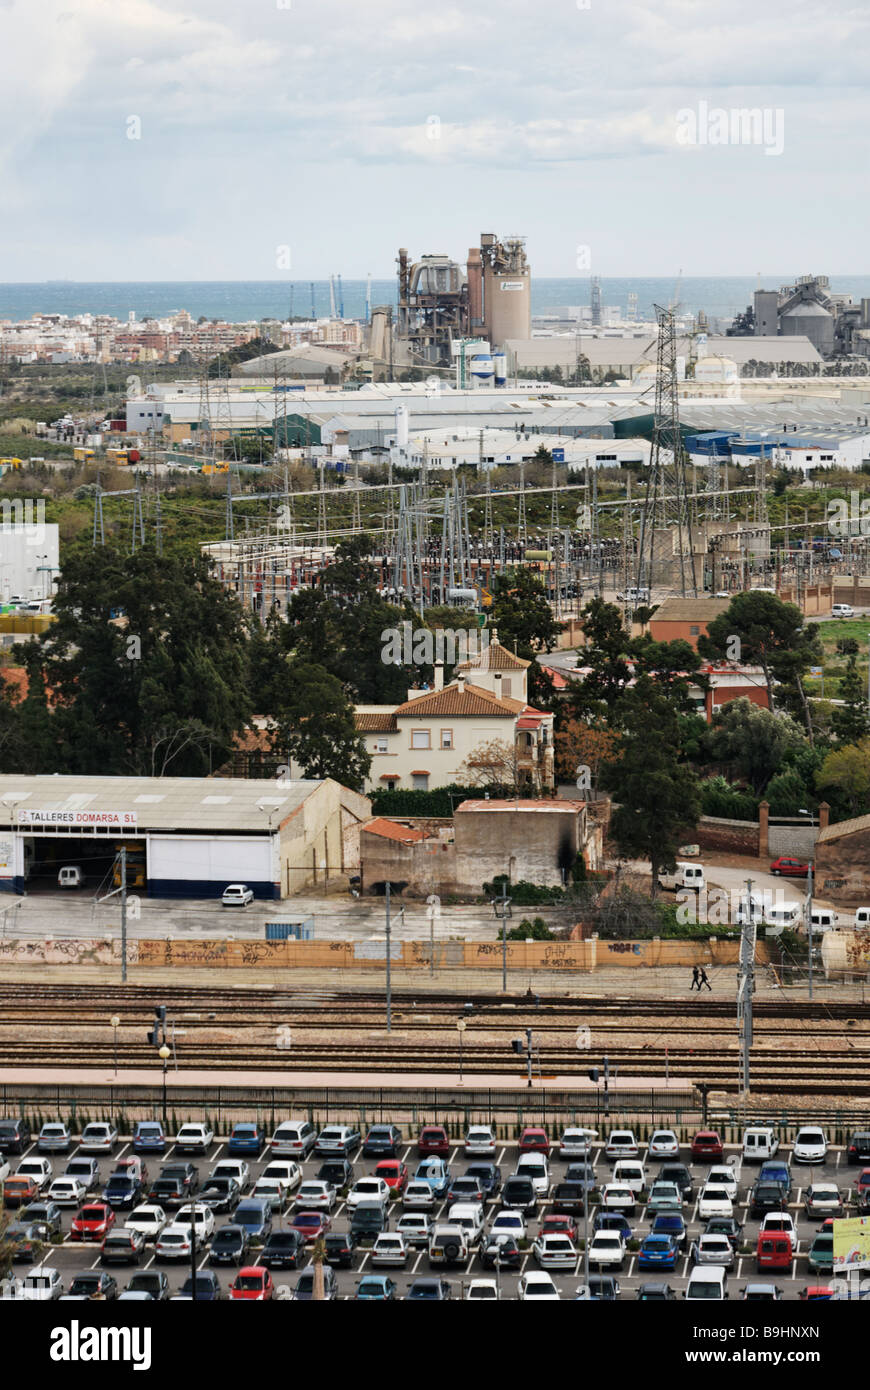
xmin=2 ymin=1124 xmax=866 ymax=1300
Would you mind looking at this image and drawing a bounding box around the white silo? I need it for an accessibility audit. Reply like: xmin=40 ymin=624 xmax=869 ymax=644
xmin=395 ymin=405 xmax=410 ymax=450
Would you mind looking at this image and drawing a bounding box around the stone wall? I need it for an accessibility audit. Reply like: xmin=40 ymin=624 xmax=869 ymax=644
xmin=694 ymin=815 xmax=759 ymax=856
xmin=815 ymin=827 xmax=870 ymax=906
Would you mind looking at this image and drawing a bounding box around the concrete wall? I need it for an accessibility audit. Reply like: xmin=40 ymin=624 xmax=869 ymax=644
xmin=768 ymin=819 xmax=819 ymax=859
xmin=453 ymin=806 xmax=580 ymax=892
xmin=776 ymin=582 xmax=832 ymax=617
xmin=281 ymin=781 xmax=370 ymax=895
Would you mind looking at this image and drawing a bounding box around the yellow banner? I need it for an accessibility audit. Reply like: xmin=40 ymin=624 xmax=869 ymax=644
xmin=833 ymin=1215 xmax=870 ymax=1270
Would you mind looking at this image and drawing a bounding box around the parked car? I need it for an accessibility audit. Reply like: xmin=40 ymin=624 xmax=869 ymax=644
xmin=64 ymin=1157 xmax=100 ymax=1191
xmin=417 ymin=1126 xmax=450 ymax=1158
xmin=660 ymin=1162 xmax=694 ymax=1200
xmin=540 ymin=1213 xmax=578 ymax=1242
xmin=174 ymin=1202 xmax=216 ymax=1243
xmin=647 ymin=1181 xmax=684 ymax=1214
xmin=21 ymin=1266 xmax=63 ymax=1301
xmin=612 ymin=1159 xmax=645 ymax=1194
xmin=692 ymin=1233 xmax=736 ymax=1269
xmin=756 ymin=1231 xmax=793 ymax=1273
xmin=315 ymin=1125 xmax=361 ymax=1158
xmin=210 ymin=1159 xmax=250 ymax=1192
xmin=406 ymin=1277 xmax=452 ymax=1300
xmin=174 ymin=1272 xmax=222 ymax=1301
xmin=518 ymin=1271 xmax=560 ymax=1300
xmin=588 ymin=1232 xmax=626 ymax=1270
xmin=261 ymin=1230 xmax=304 ymax=1269
xmin=227 ymin=1122 xmax=265 ymax=1155
xmin=159 ymin=1162 xmax=200 ymax=1196
xmin=769 ymin=856 xmax=810 ymax=877
xmin=466 ymin=1162 xmax=501 ymax=1198
xmin=759 ymin=1160 xmax=792 ymax=1196
xmin=638 ymin=1234 xmax=679 ymax=1271
xmin=260 ymin=1160 xmax=301 ymax=1195
xmin=230 ymin=1267 xmax=274 ymax=1300
xmin=293 ymin=1210 xmax=331 ymax=1245
xmin=199 ymin=1177 xmax=241 ymax=1214
xmin=15 ymin=1158 xmax=52 ymax=1192
xmin=480 ymin=1234 xmax=522 ymax=1269
xmin=347 ymin=1176 xmax=390 ymax=1210
xmin=600 ymin=1184 xmax=636 ymax=1216
xmin=0 ymin=1118 xmax=31 ymax=1154
xmin=175 ymin=1123 xmax=213 ymax=1155
xmin=5 ymin=1220 xmax=52 ymax=1262
xmin=500 ymin=1175 xmax=537 ymax=1216
xmin=742 ymin=1283 xmax=783 ymax=1301
xmin=412 ymin=1157 xmax=450 ymax=1198
xmin=317 ymin=1158 xmax=353 ymax=1190
xmin=805 ymin=1184 xmax=843 ymax=1220
xmin=293 ymin=1180 xmax=336 ymax=1212
xmin=293 ymin=1265 xmax=337 ymax=1301
xmin=464 ymin=1126 xmax=496 ymax=1157
xmin=652 ymin=1213 xmax=688 ymax=1250
xmin=808 ymin=1231 xmax=835 ymax=1274
xmin=559 ymin=1127 xmax=597 ymax=1159
xmin=793 ymin=1128 xmax=829 ymax=1165
xmin=20 ymin=1200 xmax=62 ymax=1237
xmin=124 ymin=1271 xmax=170 ymax=1301
xmin=126 ymin=1204 xmax=168 ymax=1242
xmin=374 ymin=1160 xmax=408 ymax=1193
xmin=37 ymin=1123 xmax=71 ymax=1154
xmin=636 ymin=1282 xmax=677 ymax=1301
xmin=209 ymin=1224 xmax=251 ymax=1267
xmin=684 ymin=1265 xmax=729 ymax=1301
xmin=750 ymin=1181 xmax=787 ymax=1219
xmin=269 ymin=1120 xmax=316 ymax=1158
xmin=396 ymin=1213 xmax=432 ymax=1249
xmin=356 ymin=1276 xmax=398 ymax=1300
xmin=61 ymin=1272 xmax=119 ymax=1301
xmin=362 ymin=1124 xmax=402 ymax=1157
xmin=846 ymin=1132 xmax=870 ymax=1164
xmin=51 ymin=1178 xmax=89 ymax=1209
xmin=79 ymin=1123 xmax=117 ymax=1154
xmin=132 ymin=1121 xmax=166 ymax=1154
xmin=322 ymin=1233 xmax=355 ymax=1268
xmin=518 ymin=1127 xmax=550 ymax=1155
xmin=222 ymin=883 xmax=254 ymax=907
xmin=698 ymin=1185 xmax=734 ymax=1220
xmin=402 ymin=1180 xmax=436 ymax=1210
xmin=604 ymin=1130 xmax=639 ymax=1161
xmin=647 ymin=1129 xmax=680 ymax=1160
xmin=70 ymin=1202 xmax=115 ymax=1242
xmin=100 ymin=1227 xmax=146 ymax=1266
xmin=533 ymin=1233 xmax=578 ymax=1269
xmin=371 ymin=1234 xmax=408 ymax=1267
xmin=514 ymin=1152 xmax=550 ymax=1196
xmin=251 ymin=1179 xmax=287 ymax=1213
xmin=233 ymin=1199 xmax=272 ymax=1241
xmin=706 ymin=1216 xmax=744 ymax=1248
xmin=350 ymin=1202 xmax=387 ymax=1243
xmin=691 ymin=1130 xmax=724 ymax=1161
xmin=102 ymin=1172 xmax=142 ymax=1210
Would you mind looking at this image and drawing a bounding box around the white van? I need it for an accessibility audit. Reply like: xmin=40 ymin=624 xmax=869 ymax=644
xmin=612 ymin=1160 xmax=646 ymax=1194
xmin=832 ymin=604 xmax=854 ymax=618
xmin=684 ymin=1265 xmax=728 ymax=1300
xmin=854 ymin=907 xmax=870 ymax=929
xmin=57 ymin=866 xmax=84 ymax=888
xmin=658 ymin=863 xmax=705 ymax=894
xmin=809 ymin=908 xmax=837 ymax=933
xmin=764 ymin=902 xmax=801 ymax=932
xmin=743 ymin=1127 xmax=779 ymax=1163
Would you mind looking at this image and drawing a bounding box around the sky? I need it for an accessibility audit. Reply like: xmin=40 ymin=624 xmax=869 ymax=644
xmin=1 ymin=0 xmax=868 ymax=281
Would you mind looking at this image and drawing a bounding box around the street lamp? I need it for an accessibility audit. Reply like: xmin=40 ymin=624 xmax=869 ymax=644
xmin=110 ymin=1015 xmax=120 ymax=1077
xmin=158 ymin=1044 xmax=171 ymax=1127
xmin=456 ymin=1019 xmax=467 ymax=1083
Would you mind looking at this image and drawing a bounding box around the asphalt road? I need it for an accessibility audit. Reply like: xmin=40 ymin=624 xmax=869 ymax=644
xmin=4 ymin=1130 xmax=865 ymax=1301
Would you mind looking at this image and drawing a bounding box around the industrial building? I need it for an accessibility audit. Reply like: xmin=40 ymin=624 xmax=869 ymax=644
xmin=0 ymin=775 xmax=371 ymax=900
xmin=0 ymin=517 xmax=59 ymax=605
xmin=749 ymin=274 xmax=870 ymax=358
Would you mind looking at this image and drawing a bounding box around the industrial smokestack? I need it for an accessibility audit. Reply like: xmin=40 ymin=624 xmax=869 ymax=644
xmin=467 ymin=247 xmax=483 ymax=328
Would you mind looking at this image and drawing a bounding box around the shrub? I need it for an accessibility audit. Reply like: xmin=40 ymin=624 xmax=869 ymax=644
xmin=700 ymin=775 xmax=759 ymax=822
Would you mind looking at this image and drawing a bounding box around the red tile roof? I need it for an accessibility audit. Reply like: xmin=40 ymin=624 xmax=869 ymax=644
xmin=362 ymin=817 xmax=429 ymax=843
xmin=393 ymin=681 xmax=518 ymax=718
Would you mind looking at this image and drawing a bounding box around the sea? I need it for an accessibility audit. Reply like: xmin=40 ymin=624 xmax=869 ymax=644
xmin=2 ymin=277 xmax=870 ymax=329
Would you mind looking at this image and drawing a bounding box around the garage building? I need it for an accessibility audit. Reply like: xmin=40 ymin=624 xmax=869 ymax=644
xmin=0 ymin=775 xmax=370 ymax=900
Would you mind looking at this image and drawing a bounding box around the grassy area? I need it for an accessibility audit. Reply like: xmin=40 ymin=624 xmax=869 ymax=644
xmin=804 ymin=616 xmax=870 ymax=699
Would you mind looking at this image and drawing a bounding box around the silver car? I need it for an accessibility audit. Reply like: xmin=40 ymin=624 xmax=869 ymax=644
xmin=691 ymin=1233 xmax=736 ymax=1270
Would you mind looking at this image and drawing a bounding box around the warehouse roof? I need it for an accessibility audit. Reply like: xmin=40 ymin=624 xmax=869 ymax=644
xmin=0 ymin=775 xmax=328 ymax=833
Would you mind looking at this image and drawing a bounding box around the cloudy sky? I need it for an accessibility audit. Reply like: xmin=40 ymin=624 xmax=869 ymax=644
xmin=1 ymin=0 xmax=867 ymax=280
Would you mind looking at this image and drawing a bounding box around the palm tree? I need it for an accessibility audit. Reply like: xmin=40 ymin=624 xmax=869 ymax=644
xmin=311 ymin=1234 xmax=326 ymax=1301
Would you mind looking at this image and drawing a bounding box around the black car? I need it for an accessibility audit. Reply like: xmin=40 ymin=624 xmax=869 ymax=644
xmin=148 ymin=1178 xmax=186 ymax=1209
xmin=102 ymin=1175 xmax=142 ymax=1210
xmin=5 ymin=1221 xmax=52 ymax=1262
xmin=750 ymin=1181 xmax=787 ymax=1218
xmin=636 ymin=1282 xmax=676 ymax=1301
xmin=125 ymin=1271 xmax=170 ymax=1300
xmin=551 ymin=1183 xmax=586 ymax=1215
xmin=261 ymin=1230 xmax=305 ymax=1270
xmin=563 ymin=1162 xmax=597 ymax=1193
xmin=160 ymin=1162 xmax=199 ymax=1195
xmin=178 ymin=1271 xmax=222 ymax=1301
xmin=67 ymin=1272 xmax=118 ymax=1300
xmin=660 ymin=1163 xmax=694 ymax=1200
xmin=406 ymin=1278 xmax=452 ymax=1300
xmin=847 ymin=1132 xmax=870 ymax=1164
xmin=350 ymin=1203 xmax=389 ymax=1242
xmin=209 ymin=1225 xmax=251 ymax=1267
xmin=480 ymin=1235 xmax=522 ymax=1269
xmin=362 ymin=1125 xmax=403 ymax=1158
xmin=323 ymin=1233 xmax=355 ymax=1268
xmin=199 ymin=1178 xmax=241 ymax=1214
xmin=500 ymin=1177 xmax=537 ymax=1216
xmin=0 ymin=1118 xmax=31 ymax=1154
xmin=704 ymin=1217 xmax=743 ymax=1248
xmin=586 ymin=1275 xmax=620 ymax=1301
xmin=317 ymin=1159 xmax=354 ymax=1190
xmin=465 ymin=1162 xmax=502 ymax=1198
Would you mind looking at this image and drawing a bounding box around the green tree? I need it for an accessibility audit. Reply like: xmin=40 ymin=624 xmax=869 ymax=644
xmin=488 ymin=569 xmax=563 ymax=657
xmin=831 ymin=655 xmax=869 ymax=744
xmin=703 ymin=698 xmax=805 ymax=797
xmin=606 ymin=675 xmax=702 ymax=896
xmin=698 ymin=591 xmax=822 ymax=738
xmin=765 ymin=767 xmax=814 ymax=816
xmin=816 ymin=741 xmax=870 ymax=817
xmin=270 ymin=660 xmax=370 ymax=790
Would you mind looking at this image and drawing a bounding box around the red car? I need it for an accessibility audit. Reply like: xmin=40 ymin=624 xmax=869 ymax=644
xmin=518 ymin=1127 xmax=550 ymax=1155
xmin=769 ymin=857 xmax=810 ymax=878
xmin=417 ymin=1126 xmax=450 ymax=1158
xmin=230 ymin=1266 xmax=274 ymax=1301
xmin=690 ymin=1130 xmax=723 ymax=1160
xmin=291 ymin=1210 xmax=331 ymax=1245
xmin=540 ymin=1213 xmax=577 ymax=1241
xmin=71 ymin=1203 xmax=116 ymax=1242
xmin=374 ymin=1160 xmax=408 ymax=1193
xmin=855 ymin=1168 xmax=870 ymax=1196
xmin=2 ymin=1176 xmax=38 ymax=1209
xmin=799 ymin=1286 xmax=835 ymax=1301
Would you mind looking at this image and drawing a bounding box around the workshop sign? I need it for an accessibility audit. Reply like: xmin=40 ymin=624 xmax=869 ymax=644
xmin=15 ymin=809 xmax=138 ymax=828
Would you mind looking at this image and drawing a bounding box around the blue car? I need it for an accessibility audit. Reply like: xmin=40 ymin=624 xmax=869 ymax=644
xmin=233 ymin=1199 xmax=272 ymax=1241
xmin=132 ymin=1121 xmax=166 ymax=1154
xmin=592 ymin=1212 xmax=632 ymax=1241
xmin=759 ymin=1161 xmax=792 ymax=1197
xmin=413 ymin=1158 xmax=451 ymax=1198
xmin=355 ymin=1275 xmax=397 ymax=1300
xmin=228 ymin=1123 xmax=265 ymax=1156
xmin=651 ymin=1213 xmax=687 ymax=1249
xmin=638 ymin=1234 xmax=679 ymax=1271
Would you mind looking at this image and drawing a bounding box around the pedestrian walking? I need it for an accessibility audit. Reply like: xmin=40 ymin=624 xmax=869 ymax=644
xmin=690 ymin=966 xmax=700 ymax=991
xmin=699 ymin=967 xmax=712 ymax=992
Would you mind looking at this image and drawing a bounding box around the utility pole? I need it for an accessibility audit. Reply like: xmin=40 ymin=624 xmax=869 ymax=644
xmin=737 ymin=877 xmax=756 ymax=1093
xmin=526 ymin=1028 xmax=533 ymax=1089
xmin=806 ymin=860 xmax=814 ymax=1001
xmin=120 ymin=846 xmax=127 ymax=984
xmin=385 ymin=882 xmax=392 ymax=1032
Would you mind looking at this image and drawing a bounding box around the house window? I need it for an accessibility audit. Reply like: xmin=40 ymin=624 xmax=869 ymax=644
xmin=374 ymin=738 xmax=388 ymax=753
xmin=411 ymin=729 xmax=431 ymax=749
xmin=501 ymin=678 xmax=512 ymax=697
xmin=440 ymin=729 xmax=453 ymax=749
xmin=690 ymin=625 xmax=700 ymax=636
xmin=412 ymin=773 xmax=429 ymax=790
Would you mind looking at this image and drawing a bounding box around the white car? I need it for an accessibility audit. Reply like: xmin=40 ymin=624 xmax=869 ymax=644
xmin=604 ymin=1130 xmax=639 ymax=1161
xmin=698 ymin=1185 xmax=734 ymax=1219
xmin=347 ymin=1177 xmax=390 ymax=1210
xmin=260 ymin=1160 xmax=302 ymax=1193
xmin=20 ymin=1266 xmax=63 ymax=1301
xmin=518 ymin=1271 xmax=560 ymax=1300
xmin=222 ymin=883 xmax=254 ymax=907
xmin=489 ymin=1211 xmax=526 ymax=1242
xmin=760 ymin=1212 xmax=797 ymax=1241
xmin=155 ymin=1224 xmax=194 ymax=1260
xmin=647 ymin=1130 xmax=680 ymax=1160
xmin=251 ymin=1179 xmax=288 ymax=1212
xmin=612 ymin=1160 xmax=646 ymax=1194
xmin=47 ymin=1177 xmax=87 ymax=1208
xmin=211 ymin=1160 xmax=250 ymax=1191
xmin=402 ymin=1181 xmax=435 ymax=1210
xmin=587 ymin=1232 xmax=626 ymax=1269
xmin=466 ymin=1278 xmax=500 ymax=1299
xmin=174 ymin=1203 xmax=216 ymax=1241
xmin=600 ymin=1184 xmax=636 ymax=1214
xmin=371 ymin=1234 xmax=408 ymax=1267
xmin=685 ymin=1265 xmax=728 ymax=1301
xmin=792 ymin=1128 xmax=829 ymax=1165
xmin=559 ymin=1127 xmax=597 ymax=1159
xmin=126 ymin=1204 xmax=169 ymax=1241
xmin=396 ymin=1213 xmax=431 ymax=1247
xmin=533 ymin=1233 xmax=578 ymax=1269
xmin=514 ymin=1153 xmax=549 ymax=1197
xmin=464 ymin=1126 xmax=496 ymax=1157
xmin=16 ymin=1158 xmax=52 ymax=1191
xmin=805 ymin=1184 xmax=842 ymax=1219
xmin=293 ymin=1181 xmax=336 ymax=1212
xmin=78 ymin=1123 xmax=117 ymax=1154
xmin=706 ymin=1166 xmax=739 ymax=1200
xmin=175 ymin=1123 xmax=214 ymax=1155
xmin=447 ymin=1202 xmax=484 ymax=1239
